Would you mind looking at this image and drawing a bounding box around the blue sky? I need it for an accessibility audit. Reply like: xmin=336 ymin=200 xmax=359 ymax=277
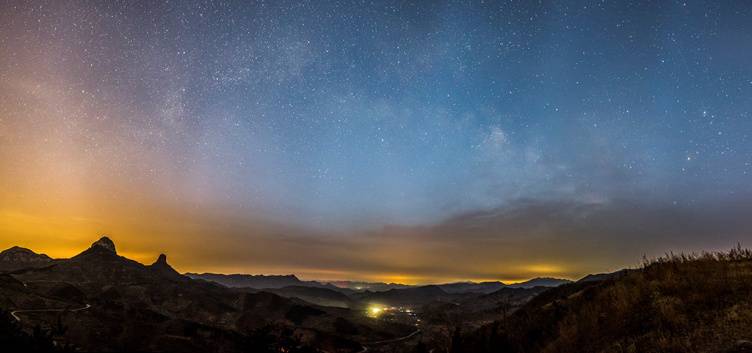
xmin=1 ymin=0 xmax=751 ymax=282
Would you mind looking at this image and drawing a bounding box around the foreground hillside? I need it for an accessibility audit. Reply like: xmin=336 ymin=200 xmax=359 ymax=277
xmin=454 ymin=247 xmax=752 ymax=353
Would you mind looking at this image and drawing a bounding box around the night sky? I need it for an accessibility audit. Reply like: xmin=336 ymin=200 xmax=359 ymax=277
xmin=1 ymin=1 xmax=751 ymax=283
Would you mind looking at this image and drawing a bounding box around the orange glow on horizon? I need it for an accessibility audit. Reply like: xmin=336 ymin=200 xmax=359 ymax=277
xmin=0 ymin=207 xmax=585 ymax=284
xmin=0 ymin=211 xmax=578 ymax=284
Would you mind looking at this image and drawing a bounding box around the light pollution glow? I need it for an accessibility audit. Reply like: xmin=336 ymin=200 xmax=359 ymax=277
xmin=1 ymin=1 xmax=752 ymax=285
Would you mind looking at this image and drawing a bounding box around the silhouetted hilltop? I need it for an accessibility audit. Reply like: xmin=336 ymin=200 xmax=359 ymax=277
xmin=0 ymin=246 xmax=53 ymax=272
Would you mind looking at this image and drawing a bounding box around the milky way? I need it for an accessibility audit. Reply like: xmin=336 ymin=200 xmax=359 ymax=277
xmin=1 ymin=1 xmax=751 ymax=283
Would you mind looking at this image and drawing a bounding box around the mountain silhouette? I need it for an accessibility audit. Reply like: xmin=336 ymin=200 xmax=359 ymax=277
xmin=0 ymin=236 xmax=415 ymax=352
xmin=0 ymin=246 xmax=52 ymax=272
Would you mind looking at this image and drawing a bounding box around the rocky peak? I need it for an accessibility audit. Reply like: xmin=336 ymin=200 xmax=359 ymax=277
xmin=91 ymin=236 xmax=117 ymax=254
xmin=0 ymin=246 xmax=52 ymax=263
xmin=0 ymin=246 xmax=53 ymax=271
xmin=150 ymin=253 xmax=181 ymax=278
xmin=154 ymin=254 xmax=168 ymax=265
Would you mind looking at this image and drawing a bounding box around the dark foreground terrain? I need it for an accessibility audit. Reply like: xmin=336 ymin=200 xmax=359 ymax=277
xmin=453 ymin=247 xmax=752 ymax=353
xmin=2 ymin=238 xmax=752 ymax=353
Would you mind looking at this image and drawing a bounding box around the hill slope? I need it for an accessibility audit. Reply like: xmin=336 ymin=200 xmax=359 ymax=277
xmin=455 ymin=247 xmax=752 ymax=353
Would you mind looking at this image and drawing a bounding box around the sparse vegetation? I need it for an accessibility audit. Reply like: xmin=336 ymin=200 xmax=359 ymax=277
xmin=454 ymin=246 xmax=752 ymax=353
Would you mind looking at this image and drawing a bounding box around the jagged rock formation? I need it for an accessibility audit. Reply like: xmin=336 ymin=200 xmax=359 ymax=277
xmin=149 ymin=253 xmax=181 ymax=278
xmin=154 ymin=253 xmax=168 ymax=265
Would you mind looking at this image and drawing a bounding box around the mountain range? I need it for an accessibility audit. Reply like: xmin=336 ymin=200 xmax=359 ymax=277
xmin=0 ymin=236 xmax=569 ymax=352
xmin=0 ymin=237 xmax=418 ymax=352
xmin=4 ymin=236 xmax=746 ymax=352
xmin=186 ymin=272 xmax=569 ymax=295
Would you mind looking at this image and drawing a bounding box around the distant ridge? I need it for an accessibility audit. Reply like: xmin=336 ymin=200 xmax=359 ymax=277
xmin=506 ymin=277 xmax=572 ymax=288
xmin=437 ymin=281 xmax=506 ymax=294
xmin=353 ymin=285 xmax=451 ymax=305
xmin=188 ymin=272 xmax=573 ymax=294
xmin=327 ymin=280 xmax=410 ymax=292
xmin=186 ymin=272 xmax=308 ymax=289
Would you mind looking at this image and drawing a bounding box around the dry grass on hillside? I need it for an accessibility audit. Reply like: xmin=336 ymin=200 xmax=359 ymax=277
xmin=457 ymin=245 xmax=752 ymax=353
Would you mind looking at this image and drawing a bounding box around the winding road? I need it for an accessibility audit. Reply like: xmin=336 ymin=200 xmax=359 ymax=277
xmin=10 ymin=279 xmax=92 ymax=322
xmin=11 ymin=303 xmax=91 ymax=322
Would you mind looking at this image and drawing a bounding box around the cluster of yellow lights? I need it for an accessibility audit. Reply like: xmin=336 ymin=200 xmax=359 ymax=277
xmin=365 ymin=305 xmax=415 ymax=318
xmin=367 ymin=305 xmax=384 ymax=318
